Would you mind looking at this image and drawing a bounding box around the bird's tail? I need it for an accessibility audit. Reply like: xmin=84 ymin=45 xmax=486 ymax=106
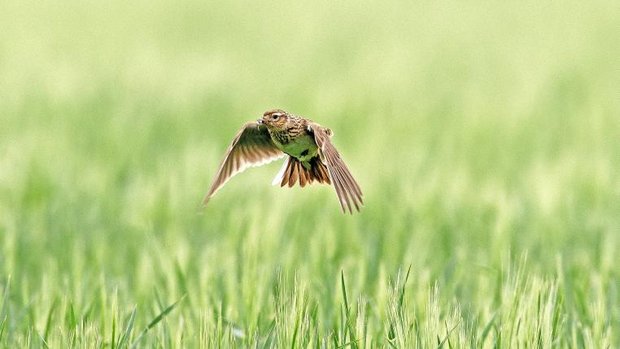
xmin=273 ymin=157 xmax=331 ymax=188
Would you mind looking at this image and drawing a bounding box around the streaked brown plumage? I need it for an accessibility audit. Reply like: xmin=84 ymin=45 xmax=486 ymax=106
xmin=203 ymin=109 xmax=363 ymax=213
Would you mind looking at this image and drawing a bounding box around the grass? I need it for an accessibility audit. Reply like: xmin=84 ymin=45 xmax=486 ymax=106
xmin=0 ymin=0 xmax=619 ymax=347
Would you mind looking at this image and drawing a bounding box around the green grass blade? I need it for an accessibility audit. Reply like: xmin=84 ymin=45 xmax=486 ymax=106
xmin=340 ymin=271 xmax=358 ymax=349
xmin=480 ymin=313 xmax=497 ymax=345
xmin=117 ymin=307 xmax=137 ymax=348
xmin=398 ymin=265 xmax=412 ymax=308
xmin=341 ymin=271 xmax=350 ymax=317
xmin=0 ymin=276 xmax=9 ymax=344
xmin=436 ymin=320 xmax=460 ymax=349
xmin=130 ymin=295 xmax=185 ymax=348
xmin=43 ymin=298 xmax=58 ymax=344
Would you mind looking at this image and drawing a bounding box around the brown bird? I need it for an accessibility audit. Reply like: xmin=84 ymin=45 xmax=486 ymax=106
xmin=203 ymin=109 xmax=363 ymax=213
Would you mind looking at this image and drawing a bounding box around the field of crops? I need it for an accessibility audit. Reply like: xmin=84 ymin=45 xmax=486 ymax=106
xmin=1 ymin=0 xmax=618 ymax=347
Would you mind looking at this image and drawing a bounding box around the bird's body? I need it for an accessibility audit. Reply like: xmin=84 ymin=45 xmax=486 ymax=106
xmin=203 ymin=109 xmax=363 ymax=213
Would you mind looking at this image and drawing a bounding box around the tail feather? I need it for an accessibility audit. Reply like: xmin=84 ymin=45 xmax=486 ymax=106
xmin=275 ymin=157 xmax=331 ymax=188
xmin=312 ymin=160 xmax=331 ymax=185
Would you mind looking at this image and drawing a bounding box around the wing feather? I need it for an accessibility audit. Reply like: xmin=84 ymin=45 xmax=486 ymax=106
xmin=203 ymin=122 xmax=284 ymax=205
xmin=309 ymin=123 xmax=363 ymax=213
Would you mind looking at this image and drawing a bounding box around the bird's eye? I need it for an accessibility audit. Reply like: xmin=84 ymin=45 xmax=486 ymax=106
xmin=272 ymin=114 xmax=279 ymax=120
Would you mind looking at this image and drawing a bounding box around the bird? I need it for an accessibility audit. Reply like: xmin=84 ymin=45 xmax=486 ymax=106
xmin=202 ymin=109 xmax=363 ymax=213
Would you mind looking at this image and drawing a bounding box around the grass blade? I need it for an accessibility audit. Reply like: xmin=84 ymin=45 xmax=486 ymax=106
xmin=436 ymin=320 xmax=461 ymax=349
xmin=117 ymin=307 xmax=137 ymax=348
xmin=0 ymin=276 xmax=10 ymax=343
xmin=130 ymin=295 xmax=185 ymax=348
xmin=340 ymin=271 xmax=358 ymax=349
xmin=480 ymin=312 xmax=497 ymax=345
xmin=43 ymin=298 xmax=58 ymax=344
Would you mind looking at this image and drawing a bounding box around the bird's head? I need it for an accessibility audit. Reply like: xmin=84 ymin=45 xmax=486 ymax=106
xmin=258 ymin=109 xmax=289 ymax=130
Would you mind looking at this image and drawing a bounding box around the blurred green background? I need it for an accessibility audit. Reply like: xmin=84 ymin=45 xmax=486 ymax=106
xmin=1 ymin=0 xmax=618 ymax=347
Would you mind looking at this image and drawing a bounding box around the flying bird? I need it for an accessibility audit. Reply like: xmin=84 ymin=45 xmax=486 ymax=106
xmin=203 ymin=109 xmax=363 ymax=213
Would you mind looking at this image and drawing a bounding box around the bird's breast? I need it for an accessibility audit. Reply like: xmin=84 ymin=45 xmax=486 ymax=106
xmin=272 ymin=132 xmax=318 ymax=162
xmin=270 ymin=129 xmax=292 ymax=145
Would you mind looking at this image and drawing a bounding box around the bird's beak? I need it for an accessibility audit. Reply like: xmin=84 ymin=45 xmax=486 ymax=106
xmin=256 ymin=119 xmax=263 ymax=125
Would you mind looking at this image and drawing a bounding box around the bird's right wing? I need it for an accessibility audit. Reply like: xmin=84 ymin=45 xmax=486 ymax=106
xmin=203 ymin=122 xmax=285 ymax=205
xmin=308 ymin=123 xmax=363 ymax=214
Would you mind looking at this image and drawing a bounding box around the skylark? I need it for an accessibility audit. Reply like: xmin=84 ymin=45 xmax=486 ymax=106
xmin=203 ymin=109 xmax=363 ymax=213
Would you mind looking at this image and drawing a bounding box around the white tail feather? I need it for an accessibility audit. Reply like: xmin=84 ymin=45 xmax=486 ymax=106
xmin=272 ymin=157 xmax=290 ymax=185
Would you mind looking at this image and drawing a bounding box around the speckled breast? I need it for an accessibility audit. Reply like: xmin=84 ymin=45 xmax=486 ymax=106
xmin=270 ymin=131 xmax=319 ymax=162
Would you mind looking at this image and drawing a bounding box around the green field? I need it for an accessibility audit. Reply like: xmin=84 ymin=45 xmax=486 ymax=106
xmin=1 ymin=0 xmax=619 ymax=347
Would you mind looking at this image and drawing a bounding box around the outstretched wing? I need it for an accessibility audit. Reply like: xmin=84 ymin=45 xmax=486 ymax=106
xmin=308 ymin=123 xmax=363 ymax=214
xmin=203 ymin=122 xmax=285 ymax=205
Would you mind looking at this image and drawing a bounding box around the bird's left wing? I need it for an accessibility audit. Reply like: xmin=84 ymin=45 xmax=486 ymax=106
xmin=308 ymin=123 xmax=363 ymax=214
xmin=203 ymin=122 xmax=285 ymax=205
